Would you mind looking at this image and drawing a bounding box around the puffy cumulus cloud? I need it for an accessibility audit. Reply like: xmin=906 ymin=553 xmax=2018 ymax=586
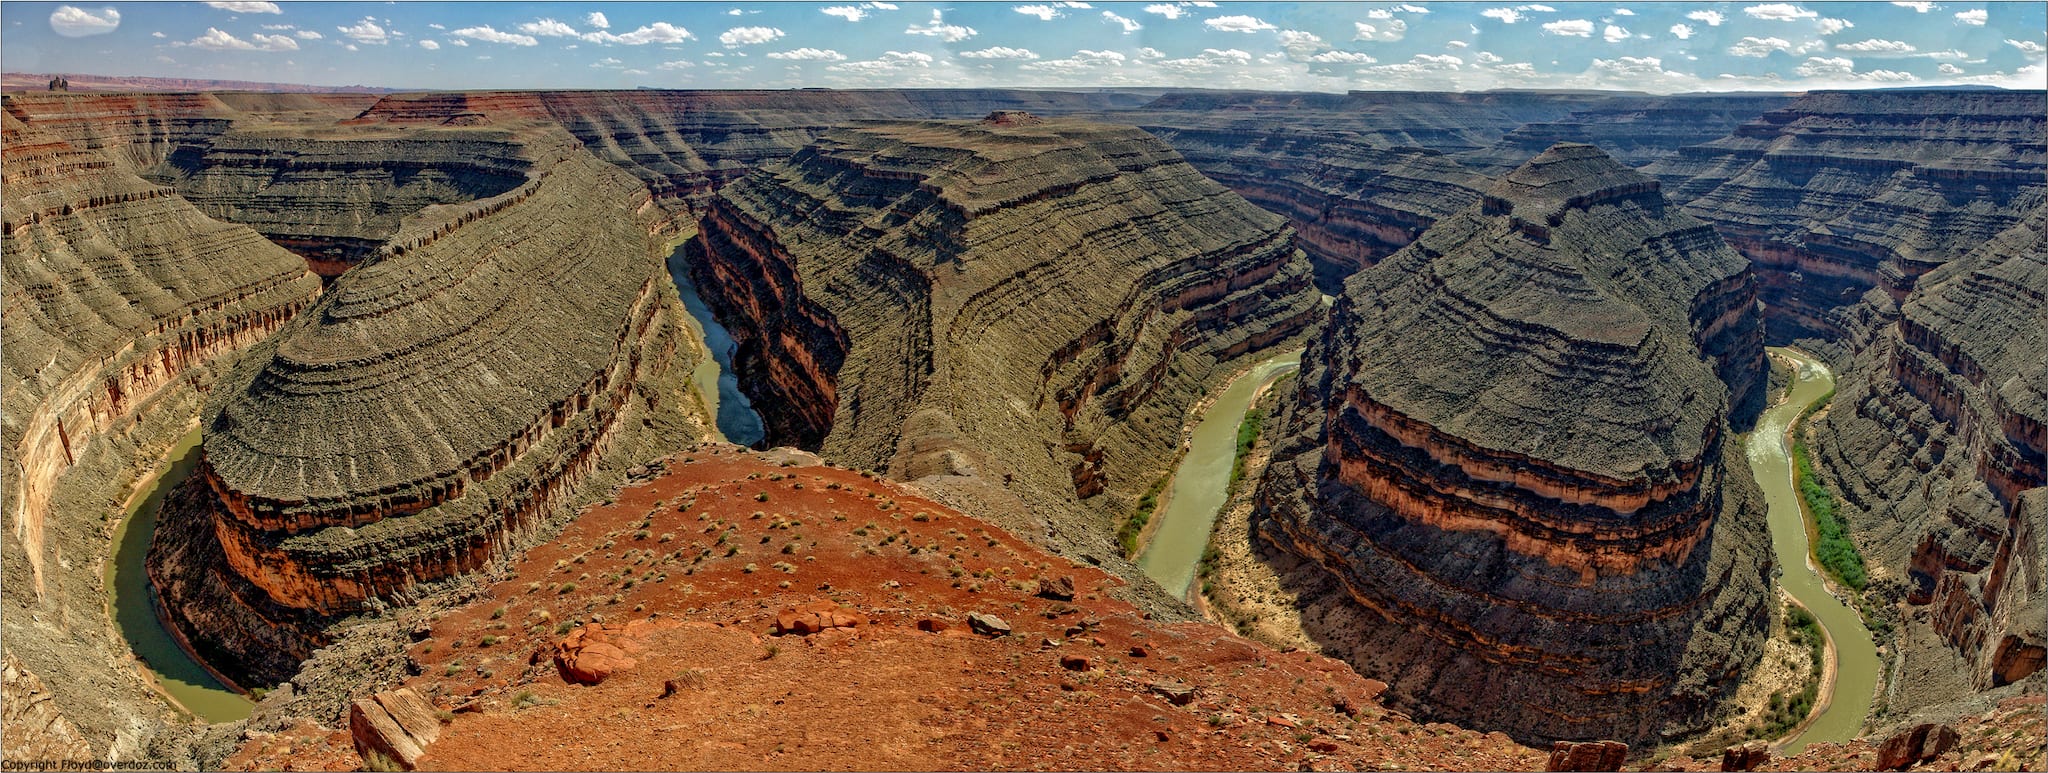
xmin=50 ymin=5 xmax=120 ymax=37
xmin=1938 ymin=62 xmax=1963 ymax=74
xmin=1353 ymin=19 xmax=1407 ymax=41
xmin=1542 ymin=19 xmax=1594 ymax=37
xmin=1687 ymin=10 xmax=1727 ymax=26
xmin=586 ymin=12 xmax=610 ymax=29
xmin=1793 ymin=55 xmax=1852 ymax=76
xmin=1954 ymin=9 xmax=1986 ymax=25
xmin=1603 ymin=24 xmax=1629 ymax=42
xmin=2008 ymin=39 xmax=2047 ymax=55
xmin=1020 ymin=48 xmax=1127 ymax=74
xmin=152 ymin=30 xmax=166 ymax=37
xmin=295 ymin=29 xmax=322 ymax=39
xmin=1103 ymin=11 xmax=1143 ymax=33
xmin=584 ymin=23 xmax=693 ymax=45
xmin=1446 ymin=39 xmax=1468 ymax=48
xmin=180 ymin=27 xmax=297 ymax=51
xmin=1481 ymin=8 xmax=1525 ymax=23
xmin=1475 ymin=51 xmax=1504 ymax=64
xmin=1745 ymin=4 xmax=1817 ymax=21
xmin=1137 ymin=46 xmax=1166 ymax=59
xmin=1817 ymin=17 xmax=1854 ymax=34
xmin=1892 ymin=1 xmax=1937 ymax=10
xmin=1144 ymin=4 xmax=1185 ymax=19
xmin=205 ymin=1 xmax=282 ymax=13
xmin=1588 ymin=55 xmax=1679 ymax=79
xmin=1613 ymin=7 xmax=1635 ymax=15
xmin=1670 ymin=23 xmax=1695 ymax=39
xmin=822 ymin=2 xmax=898 ymax=22
xmin=1205 ymin=15 xmax=1276 ymax=33
xmin=1157 ymin=47 xmax=1252 ymax=74
xmin=1277 ymin=29 xmax=1327 ymax=56
xmin=766 ymin=47 xmax=847 ymax=60
xmin=418 ymin=39 xmax=440 ymax=50
xmin=657 ymin=59 xmax=694 ymax=70
xmin=337 ymin=16 xmax=388 ymax=44
xmin=1728 ymin=36 xmax=1800 ymax=56
xmin=591 ymin=56 xmax=624 ymax=69
xmin=1014 ymin=5 xmax=1063 ymax=21
xmin=905 ymin=10 xmax=976 ymax=42
xmin=959 ymin=46 xmax=1040 ymax=60
xmin=518 ymin=18 xmax=579 ymax=37
xmin=1303 ymin=49 xmax=1376 ymax=64
xmin=451 ymin=25 xmax=538 ymax=46
xmin=1835 ymin=38 xmax=1915 ymax=54
xmin=829 ymin=50 xmax=933 ymax=73
xmin=719 ymin=26 xmax=784 ymax=46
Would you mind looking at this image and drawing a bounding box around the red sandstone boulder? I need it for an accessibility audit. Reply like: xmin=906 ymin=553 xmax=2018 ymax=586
xmin=553 ymin=619 xmax=670 ymax=685
xmin=1037 ymin=575 xmax=1077 ymax=601
xmin=1546 ymin=740 xmax=1628 ymax=772
xmin=1877 ymin=723 xmax=1960 ymax=771
xmin=772 ymin=600 xmax=864 ymax=636
xmin=1720 ymin=740 xmax=1770 ymax=771
xmin=349 ymin=687 xmax=440 ymax=771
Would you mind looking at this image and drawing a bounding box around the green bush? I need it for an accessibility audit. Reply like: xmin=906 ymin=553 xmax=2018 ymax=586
xmin=1228 ymin=409 xmax=1265 ymax=490
xmin=1790 ymin=394 xmax=1866 ymax=591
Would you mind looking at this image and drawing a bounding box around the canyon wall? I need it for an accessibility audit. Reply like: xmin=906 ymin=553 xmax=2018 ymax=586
xmin=1642 ymin=90 xmax=2046 ymax=350
xmin=1808 ymin=206 xmax=2047 ymax=712
xmin=147 ymin=125 xmax=707 ymax=688
xmin=692 ymin=114 xmax=1320 ymax=561
xmin=1255 ymin=144 xmax=1773 ymax=747
xmin=1456 ymin=94 xmax=1794 ymax=175
xmin=1 ymin=104 xmax=322 ymax=756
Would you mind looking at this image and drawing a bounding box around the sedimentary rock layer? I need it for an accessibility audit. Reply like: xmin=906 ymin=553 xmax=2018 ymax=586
xmin=1642 ymin=90 xmax=2046 ymax=347
xmin=1 ymin=105 xmax=322 ymax=753
xmin=1255 ymin=144 xmax=1772 ymax=746
xmin=148 ymin=126 xmax=705 ymax=686
xmin=693 ymin=115 xmax=1319 ymax=558
xmin=1810 ymin=206 xmax=2047 ymax=708
xmin=1456 ymin=94 xmax=1794 ymax=175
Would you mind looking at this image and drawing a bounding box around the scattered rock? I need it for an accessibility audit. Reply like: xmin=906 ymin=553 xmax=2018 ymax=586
xmin=1877 ymin=723 xmax=1960 ymax=771
xmin=1060 ymin=654 xmax=1093 ymax=671
xmin=1720 ymin=740 xmax=1769 ymax=771
xmin=916 ymin=617 xmax=949 ymax=633
xmin=1037 ymin=575 xmax=1077 ymax=601
xmin=1310 ymin=740 xmax=1341 ymax=753
xmin=967 ymin=612 xmax=1011 ymax=637
xmin=1546 ymin=740 xmax=1628 ymax=772
xmin=1129 ymin=645 xmax=1150 ymax=658
xmin=773 ymin=600 xmax=864 ymax=636
xmin=349 ymin=688 xmax=441 ymax=771
xmin=1150 ymin=682 xmax=1197 ymax=706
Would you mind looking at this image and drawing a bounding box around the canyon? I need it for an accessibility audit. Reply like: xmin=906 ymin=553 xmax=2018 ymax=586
xmin=0 ymin=84 xmax=2042 ymax=772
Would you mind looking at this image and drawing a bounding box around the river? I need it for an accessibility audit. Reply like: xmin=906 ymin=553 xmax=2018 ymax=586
xmin=1137 ymin=349 xmax=1303 ymax=598
xmin=667 ymin=247 xmax=767 ymax=447
xmin=1748 ymin=347 xmax=1876 ymax=753
xmin=106 ymin=426 xmax=253 ymax=722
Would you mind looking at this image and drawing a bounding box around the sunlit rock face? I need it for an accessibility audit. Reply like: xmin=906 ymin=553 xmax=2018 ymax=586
xmin=1256 ymin=144 xmax=1773 ymax=747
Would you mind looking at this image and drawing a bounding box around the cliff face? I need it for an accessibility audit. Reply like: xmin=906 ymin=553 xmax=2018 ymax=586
xmin=693 ymin=115 xmax=1319 ymax=561
xmin=1809 ymin=206 xmax=2047 ymax=709
xmin=1641 ymin=90 xmax=2046 ymax=348
xmin=147 ymin=126 xmax=707 ymax=687
xmin=1457 ymin=95 xmax=1794 ymax=175
xmin=1 ymin=105 xmax=322 ymax=755
xmin=1255 ymin=144 xmax=1772 ymax=747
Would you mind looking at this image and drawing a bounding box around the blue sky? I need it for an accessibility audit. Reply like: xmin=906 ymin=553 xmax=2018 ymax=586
xmin=5 ymin=1 xmax=2043 ymax=92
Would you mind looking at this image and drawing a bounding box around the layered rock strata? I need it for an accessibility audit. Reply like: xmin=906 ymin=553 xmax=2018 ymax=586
xmin=1456 ymin=95 xmax=1794 ymax=175
xmin=1642 ymin=90 xmax=2046 ymax=348
xmin=148 ymin=126 xmax=705 ymax=687
xmin=1 ymin=106 xmax=321 ymax=754
xmin=1255 ymin=144 xmax=1773 ymax=746
xmin=1809 ymin=206 xmax=2047 ymax=709
xmin=693 ymin=116 xmax=1319 ymax=559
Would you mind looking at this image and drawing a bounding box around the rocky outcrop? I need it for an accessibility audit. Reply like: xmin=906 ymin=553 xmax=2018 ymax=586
xmin=1547 ymin=740 xmax=1628 ymax=772
xmin=148 ymin=126 xmax=706 ymax=688
xmin=348 ymin=687 xmax=441 ymax=771
xmin=693 ymin=116 xmax=1319 ymax=562
xmin=1642 ymin=90 xmax=2046 ymax=348
xmin=1875 ymin=723 xmax=1960 ymax=771
xmin=1809 ymin=207 xmax=2047 ymax=710
xmin=1254 ymin=144 xmax=1773 ymax=747
xmin=1 ymin=655 xmax=93 ymax=765
xmin=2 ymin=105 xmax=321 ymax=754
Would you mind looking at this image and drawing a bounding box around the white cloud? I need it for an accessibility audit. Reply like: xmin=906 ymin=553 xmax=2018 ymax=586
xmin=591 ymin=56 xmax=623 ymax=68
xmin=1817 ymin=18 xmax=1854 ymax=35
xmin=1475 ymin=50 xmax=1505 ymax=64
xmin=447 ymin=38 xmax=466 ymax=46
xmin=1015 ymin=5 xmax=1061 ymax=21
xmin=959 ymin=46 xmax=1040 ymax=60
xmin=50 ymin=5 xmax=120 ymax=37
xmin=205 ymin=1 xmax=282 ymax=13
xmin=1304 ymin=50 xmax=1376 ymax=64
xmin=1729 ymin=36 xmax=1797 ymax=56
xmin=1938 ymin=62 xmax=1963 ymax=74
xmin=428 ymin=23 xmax=445 ymax=30
xmin=657 ymin=59 xmax=694 ymax=70
xmin=1020 ymin=49 xmax=1126 ymax=73
xmin=1368 ymin=9 xmax=1396 ymax=20
xmin=1396 ymin=4 xmax=1431 ymax=13
xmin=766 ymin=47 xmax=847 ymax=60
xmin=1542 ymin=19 xmax=1594 ymax=37
xmin=295 ymin=29 xmax=321 ymax=39
xmin=1276 ymin=29 xmax=1326 ymax=54
xmin=1157 ymin=47 xmax=1252 ymax=74
xmin=451 ymin=25 xmax=538 ymax=46
xmin=180 ymin=26 xmax=297 ymax=51
xmin=1446 ymin=39 xmax=1468 ymax=48
xmin=2007 ymin=39 xmax=2047 ymax=55
xmin=1522 ymin=4 xmax=1557 ymax=12
xmin=1794 ymin=55 xmax=1853 ymax=76
xmin=905 ymin=10 xmax=976 ymax=42
xmin=1835 ymin=38 xmax=1915 ymax=54
xmin=719 ymin=26 xmax=783 ymax=46
xmin=586 ymin=12 xmax=609 ymax=29
xmin=1954 ymin=9 xmax=1986 ymax=25
xmin=1206 ymin=14 xmax=1276 ymax=33
xmin=1670 ymin=23 xmax=1695 ymax=39
xmin=1859 ymin=68 xmax=1916 ymax=81
xmin=1686 ymin=10 xmax=1727 ymax=26
xmin=583 ymin=23 xmax=693 ymax=45
xmin=518 ymin=18 xmax=579 ymax=37
xmin=1481 ymin=8 xmax=1524 ymax=23
xmin=1892 ymin=1 xmax=1937 ymax=11
xmin=823 ymin=6 xmax=868 ymax=21
xmin=1143 ymin=4 xmax=1185 ymax=19
xmin=829 ymin=50 xmax=934 ymax=73
xmin=1103 ymin=11 xmax=1142 ymax=33
xmin=1613 ymin=7 xmax=1635 ymax=15
xmin=1137 ymin=46 xmax=1165 ymax=59
xmin=1354 ymin=19 xmax=1408 ymax=41
xmin=151 ymin=30 xmax=165 ymax=37
xmin=1746 ymin=4 xmax=1818 ymax=21
xmin=418 ymin=39 xmax=439 ymax=50
xmin=1603 ymin=24 xmax=1629 ymax=43
xmin=337 ymin=17 xmax=388 ymax=44
xmin=1590 ymin=55 xmax=1676 ymax=79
